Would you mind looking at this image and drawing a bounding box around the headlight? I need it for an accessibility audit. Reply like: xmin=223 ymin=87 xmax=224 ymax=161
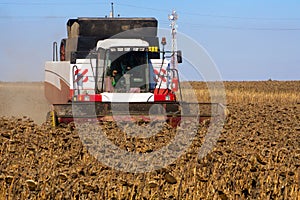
xmin=84 ymin=95 xmax=90 ymax=101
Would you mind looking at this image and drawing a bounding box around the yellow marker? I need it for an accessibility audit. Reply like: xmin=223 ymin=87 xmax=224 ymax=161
xmin=51 ymin=110 xmax=57 ymax=127
xmin=149 ymin=46 xmax=158 ymax=52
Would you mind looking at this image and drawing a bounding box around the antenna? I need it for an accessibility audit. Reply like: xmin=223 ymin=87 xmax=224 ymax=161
xmin=110 ymin=2 xmax=114 ymax=18
xmin=168 ymin=10 xmax=178 ymax=70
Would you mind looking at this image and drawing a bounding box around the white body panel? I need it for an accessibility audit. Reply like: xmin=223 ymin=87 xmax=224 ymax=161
xmin=150 ymin=59 xmax=170 ymax=89
xmin=45 ymin=61 xmax=70 ymax=89
xmin=70 ymin=59 xmax=100 ymax=95
xmin=101 ymin=93 xmax=154 ymax=102
xmin=97 ymin=39 xmax=149 ymax=49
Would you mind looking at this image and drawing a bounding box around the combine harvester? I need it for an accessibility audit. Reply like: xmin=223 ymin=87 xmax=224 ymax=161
xmin=45 ymin=10 xmax=226 ymax=127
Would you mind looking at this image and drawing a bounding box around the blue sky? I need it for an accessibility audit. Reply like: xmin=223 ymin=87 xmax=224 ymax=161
xmin=0 ymin=0 xmax=299 ymax=81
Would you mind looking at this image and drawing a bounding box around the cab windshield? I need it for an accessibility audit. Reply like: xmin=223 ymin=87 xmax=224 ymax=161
xmin=106 ymin=48 xmax=149 ymax=92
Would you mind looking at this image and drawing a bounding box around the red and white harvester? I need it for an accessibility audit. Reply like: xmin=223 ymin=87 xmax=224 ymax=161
xmin=44 ymin=11 xmax=225 ymax=127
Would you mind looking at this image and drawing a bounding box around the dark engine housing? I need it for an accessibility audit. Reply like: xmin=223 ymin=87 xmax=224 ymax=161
xmin=60 ymin=17 xmax=160 ymax=61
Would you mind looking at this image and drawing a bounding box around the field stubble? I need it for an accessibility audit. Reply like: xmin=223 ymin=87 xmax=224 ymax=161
xmin=0 ymin=81 xmax=299 ymax=199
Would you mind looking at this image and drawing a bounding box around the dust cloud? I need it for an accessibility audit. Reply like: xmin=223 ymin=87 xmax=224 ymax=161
xmin=0 ymin=82 xmax=50 ymax=124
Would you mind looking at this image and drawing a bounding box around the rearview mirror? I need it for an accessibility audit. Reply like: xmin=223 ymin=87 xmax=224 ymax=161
xmin=177 ymin=50 xmax=182 ymax=63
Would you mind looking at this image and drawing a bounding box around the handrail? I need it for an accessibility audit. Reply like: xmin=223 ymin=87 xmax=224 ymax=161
xmin=72 ymin=65 xmax=80 ymax=96
xmin=52 ymin=42 xmax=58 ymax=61
xmin=170 ymin=68 xmax=183 ymax=102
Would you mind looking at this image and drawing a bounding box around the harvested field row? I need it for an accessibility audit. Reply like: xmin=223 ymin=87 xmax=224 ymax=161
xmin=189 ymin=81 xmax=300 ymax=104
xmin=0 ymin=81 xmax=299 ymax=199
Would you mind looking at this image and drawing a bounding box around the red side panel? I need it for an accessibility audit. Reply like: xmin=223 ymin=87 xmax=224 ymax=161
xmin=154 ymin=94 xmax=166 ymax=101
xmin=75 ymin=94 xmax=102 ymax=102
xmin=45 ymin=80 xmax=70 ymax=104
xmin=70 ymin=89 xmax=74 ymax=100
xmin=153 ymin=88 xmax=169 ymax=95
xmin=154 ymin=93 xmax=176 ymax=101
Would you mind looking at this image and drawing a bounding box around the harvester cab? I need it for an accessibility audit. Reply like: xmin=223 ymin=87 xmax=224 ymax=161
xmin=71 ymin=38 xmax=180 ymax=101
